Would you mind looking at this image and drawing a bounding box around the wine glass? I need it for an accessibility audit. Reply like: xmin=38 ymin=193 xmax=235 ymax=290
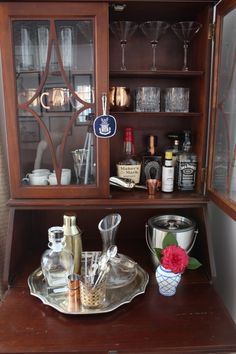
xmin=110 ymin=21 xmax=138 ymax=71
xmin=171 ymin=21 xmax=202 ymax=71
xmin=139 ymin=21 xmax=170 ymax=71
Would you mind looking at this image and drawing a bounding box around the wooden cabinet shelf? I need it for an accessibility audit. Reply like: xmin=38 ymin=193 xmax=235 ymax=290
xmin=110 ymin=70 xmax=205 ymax=78
xmin=7 ymin=190 xmax=208 ymax=209
xmin=110 ymin=111 xmax=201 ymax=117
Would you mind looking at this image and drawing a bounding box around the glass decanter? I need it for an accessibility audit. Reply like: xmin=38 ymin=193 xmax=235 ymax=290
xmin=98 ymin=213 xmax=137 ymax=289
xmin=41 ymin=226 xmax=74 ymax=292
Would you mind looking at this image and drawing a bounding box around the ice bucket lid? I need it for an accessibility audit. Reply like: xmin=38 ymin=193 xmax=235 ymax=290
xmin=148 ymin=215 xmax=195 ymax=232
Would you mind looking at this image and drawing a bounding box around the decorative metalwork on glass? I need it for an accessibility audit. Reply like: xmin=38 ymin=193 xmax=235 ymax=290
xmin=12 ymin=19 xmax=96 ymax=186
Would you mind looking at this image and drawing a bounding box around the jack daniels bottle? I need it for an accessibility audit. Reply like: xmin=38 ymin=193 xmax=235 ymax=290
xmin=176 ymin=130 xmax=197 ymax=191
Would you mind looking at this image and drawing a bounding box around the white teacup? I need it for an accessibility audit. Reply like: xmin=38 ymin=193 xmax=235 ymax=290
xmin=32 ymin=169 xmax=50 ymax=176
xmin=49 ymin=169 xmax=71 ymax=185
xmin=23 ymin=173 xmax=48 ymax=186
xmin=53 ymin=169 xmax=71 ymax=178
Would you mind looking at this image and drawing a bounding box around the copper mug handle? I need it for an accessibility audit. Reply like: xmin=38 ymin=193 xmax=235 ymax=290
xmin=40 ymin=92 xmax=50 ymax=109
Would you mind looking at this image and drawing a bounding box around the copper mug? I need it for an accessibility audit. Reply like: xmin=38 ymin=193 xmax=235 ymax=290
xmin=109 ymin=87 xmax=131 ymax=111
xmin=40 ymin=88 xmax=70 ymax=110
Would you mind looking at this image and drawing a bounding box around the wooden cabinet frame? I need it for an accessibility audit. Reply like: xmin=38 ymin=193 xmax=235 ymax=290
xmin=0 ymin=1 xmax=236 ymax=353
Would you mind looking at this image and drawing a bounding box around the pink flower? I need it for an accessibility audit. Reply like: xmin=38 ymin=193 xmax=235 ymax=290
xmin=161 ymin=245 xmax=189 ymax=273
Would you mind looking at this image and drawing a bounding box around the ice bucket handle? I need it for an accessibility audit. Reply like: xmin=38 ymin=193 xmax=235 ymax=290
xmin=145 ymin=223 xmax=198 ymax=255
xmin=187 ymin=229 xmax=198 ymax=253
xmin=145 ymin=223 xmax=156 ymax=256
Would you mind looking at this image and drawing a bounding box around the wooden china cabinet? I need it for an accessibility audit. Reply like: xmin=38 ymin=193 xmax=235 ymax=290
xmin=0 ymin=0 xmax=236 ymax=353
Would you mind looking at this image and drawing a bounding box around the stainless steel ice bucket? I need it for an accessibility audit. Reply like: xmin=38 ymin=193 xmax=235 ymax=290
xmin=146 ymin=214 xmax=198 ymax=268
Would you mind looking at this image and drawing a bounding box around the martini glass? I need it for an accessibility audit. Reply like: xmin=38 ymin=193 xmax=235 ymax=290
xmin=110 ymin=21 xmax=138 ymax=71
xmin=140 ymin=21 xmax=170 ymax=71
xmin=171 ymin=21 xmax=202 ymax=71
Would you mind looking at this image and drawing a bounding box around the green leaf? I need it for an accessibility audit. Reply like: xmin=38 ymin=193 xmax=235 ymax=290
xmin=154 ymin=248 xmax=162 ymax=261
xmin=162 ymin=232 xmax=178 ymax=248
xmin=187 ymin=257 xmax=202 ymax=270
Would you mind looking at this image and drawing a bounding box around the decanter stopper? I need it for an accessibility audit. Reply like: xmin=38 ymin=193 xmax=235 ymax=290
xmin=63 ymin=213 xmax=83 ymax=274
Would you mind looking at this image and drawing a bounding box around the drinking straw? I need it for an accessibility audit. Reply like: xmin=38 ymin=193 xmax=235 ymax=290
xmin=78 ymin=132 xmax=89 ymax=178
xmin=85 ymin=252 xmax=87 ymax=285
xmin=84 ymin=132 xmax=92 ymax=184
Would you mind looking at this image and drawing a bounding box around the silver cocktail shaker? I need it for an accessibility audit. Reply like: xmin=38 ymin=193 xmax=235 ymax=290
xmin=63 ymin=213 xmax=82 ymax=274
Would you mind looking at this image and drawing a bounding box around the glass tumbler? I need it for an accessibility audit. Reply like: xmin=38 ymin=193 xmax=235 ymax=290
xmin=80 ymin=274 xmax=107 ymax=309
xmin=20 ymin=25 xmax=34 ymax=70
xmin=135 ymin=87 xmax=160 ymax=112
xmin=60 ymin=26 xmax=73 ymax=69
xmin=37 ymin=25 xmax=49 ymax=70
xmin=164 ymin=87 xmax=189 ymax=112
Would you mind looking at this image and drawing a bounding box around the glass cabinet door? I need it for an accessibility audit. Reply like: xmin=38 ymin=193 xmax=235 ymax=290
xmin=14 ymin=19 xmax=96 ymax=184
xmin=208 ymin=0 xmax=236 ymax=220
xmin=1 ymin=3 xmax=109 ymax=198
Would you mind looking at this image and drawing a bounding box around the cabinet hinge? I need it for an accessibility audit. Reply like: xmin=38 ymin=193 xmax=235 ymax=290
xmin=208 ymin=23 xmax=215 ymax=40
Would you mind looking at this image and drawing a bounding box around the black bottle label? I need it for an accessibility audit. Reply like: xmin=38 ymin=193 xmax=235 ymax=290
xmin=177 ymin=161 xmax=197 ymax=190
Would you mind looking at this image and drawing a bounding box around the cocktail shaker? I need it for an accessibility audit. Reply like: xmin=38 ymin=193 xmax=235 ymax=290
xmin=63 ymin=213 xmax=82 ymax=274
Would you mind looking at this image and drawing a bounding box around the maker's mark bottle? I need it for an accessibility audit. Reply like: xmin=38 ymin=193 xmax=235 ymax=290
xmin=117 ymin=127 xmax=141 ymax=184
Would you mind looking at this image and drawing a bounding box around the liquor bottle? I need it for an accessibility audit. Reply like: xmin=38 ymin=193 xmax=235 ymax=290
xmin=167 ymin=134 xmax=181 ymax=166
xmin=171 ymin=139 xmax=180 ymax=166
xmin=117 ymin=127 xmax=141 ymax=184
xmin=41 ymin=226 xmax=74 ymax=291
xmin=161 ymin=151 xmax=174 ymax=192
xmin=63 ymin=213 xmax=83 ymax=274
xmin=141 ymin=135 xmax=162 ymax=188
xmin=176 ymin=130 xmax=197 ymax=191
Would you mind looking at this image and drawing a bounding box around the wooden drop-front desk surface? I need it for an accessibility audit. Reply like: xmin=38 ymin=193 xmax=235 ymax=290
xmin=0 ymin=243 xmax=236 ymax=354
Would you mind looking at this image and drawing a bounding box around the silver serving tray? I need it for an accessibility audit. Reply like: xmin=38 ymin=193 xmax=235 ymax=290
xmin=28 ymin=257 xmax=149 ymax=315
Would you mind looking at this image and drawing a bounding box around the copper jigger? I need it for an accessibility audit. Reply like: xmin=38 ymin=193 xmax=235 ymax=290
xmin=146 ymin=179 xmax=158 ymax=195
xmin=109 ymin=87 xmax=131 ymax=111
xmin=67 ymin=274 xmax=80 ymax=312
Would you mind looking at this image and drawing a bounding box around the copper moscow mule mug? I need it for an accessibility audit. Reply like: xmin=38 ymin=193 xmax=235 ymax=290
xmin=109 ymin=86 xmax=131 ymax=111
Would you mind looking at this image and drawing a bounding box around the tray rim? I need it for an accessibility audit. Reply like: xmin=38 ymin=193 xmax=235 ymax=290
xmin=28 ymin=256 xmax=149 ymax=315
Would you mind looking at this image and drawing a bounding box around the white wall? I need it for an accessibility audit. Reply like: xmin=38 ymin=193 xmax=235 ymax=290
xmin=208 ymin=201 xmax=236 ymax=323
